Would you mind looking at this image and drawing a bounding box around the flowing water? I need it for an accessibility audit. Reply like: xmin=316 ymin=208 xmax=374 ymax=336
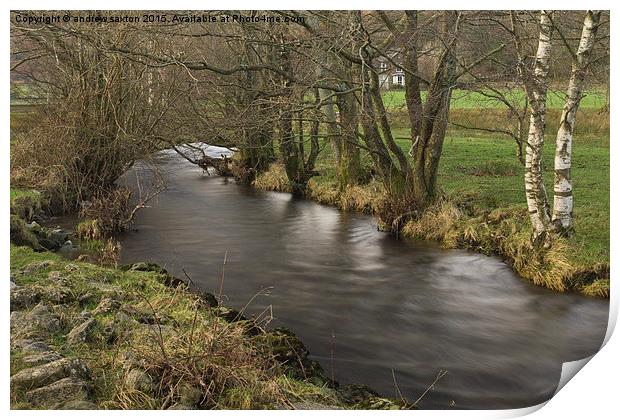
xmin=118 ymin=149 xmax=608 ymax=409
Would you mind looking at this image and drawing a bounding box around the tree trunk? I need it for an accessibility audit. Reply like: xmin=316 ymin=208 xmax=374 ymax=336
xmin=318 ymin=87 xmax=341 ymax=162
xmin=409 ymin=11 xmax=459 ymax=208
xmin=522 ymin=11 xmax=554 ymax=238
xmin=336 ymin=89 xmax=364 ymax=188
xmin=278 ymin=35 xmax=304 ymax=195
xmin=234 ymin=26 xmax=275 ymax=184
xmin=551 ymin=10 xmax=601 ymax=234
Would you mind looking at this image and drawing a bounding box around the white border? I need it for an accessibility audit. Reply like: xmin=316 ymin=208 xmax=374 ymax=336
xmin=3 ymin=2 xmax=617 ymax=419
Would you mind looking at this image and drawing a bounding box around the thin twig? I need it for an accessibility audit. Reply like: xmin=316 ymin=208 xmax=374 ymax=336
xmin=413 ymin=369 xmax=448 ymax=406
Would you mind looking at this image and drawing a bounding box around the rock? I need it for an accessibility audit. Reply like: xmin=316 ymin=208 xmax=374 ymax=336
xmin=215 ymin=306 xmax=247 ymax=323
xmin=178 ymin=383 xmax=203 ymax=406
xmin=61 ymin=400 xmax=98 ymax=410
xmin=10 ymin=280 xmax=17 ymax=290
xmin=26 ymin=377 xmax=92 ymax=408
xmin=87 ymin=282 xmax=122 ymax=297
xmin=38 ymin=237 xmax=62 ymax=251
xmin=119 ymin=350 xmax=148 ymax=370
xmin=42 ymin=281 xmax=74 ymax=304
xmin=115 ymin=311 xmax=132 ymax=323
xmin=67 ymin=318 xmax=97 ymax=345
xmin=160 ymin=276 xmax=186 ymax=288
xmin=196 ymin=291 xmax=219 ymax=308
xmin=103 ymin=312 xmax=140 ymax=344
xmin=12 ymin=339 xmax=52 ymax=353
xmin=265 ymin=328 xmax=329 ymax=384
xmin=22 ymin=351 xmax=63 ymax=367
xmin=64 ymin=263 xmax=80 ymax=272
xmin=11 ymin=282 xmax=72 ymax=308
xmin=290 ymin=402 xmax=344 ymax=410
xmin=20 ymin=260 xmax=55 ymax=275
xmin=25 ymin=221 xmax=42 ymax=234
xmin=142 ymin=324 xmax=173 ymax=336
xmin=93 ymin=297 xmax=121 ymax=315
xmin=11 ymin=304 xmax=61 ymax=339
xmin=102 ymin=321 xmax=121 ymax=344
xmin=58 ymin=242 xmax=80 ymax=259
xmin=122 ymin=304 xmax=160 ymax=324
xmin=48 ymin=228 xmax=69 ymax=244
xmin=10 ymin=286 xmax=43 ymax=311
xmin=77 ymin=292 xmax=95 ymax=306
xmin=10 ymin=215 xmax=41 ymax=250
xmin=124 ymin=261 xmax=168 ymax=274
xmin=125 ymin=369 xmax=154 ymax=393
xmin=47 ymin=270 xmax=64 ymax=280
xmin=364 ymin=398 xmax=408 ymax=409
xmin=337 ymin=384 xmax=380 ymax=405
xmin=11 ymin=358 xmax=89 ymax=390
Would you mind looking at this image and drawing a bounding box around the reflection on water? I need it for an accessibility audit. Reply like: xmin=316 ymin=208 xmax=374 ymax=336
xmin=118 ymin=152 xmax=608 ymax=409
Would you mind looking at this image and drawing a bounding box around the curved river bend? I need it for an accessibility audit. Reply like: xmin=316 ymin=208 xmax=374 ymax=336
xmin=118 ymin=150 xmax=608 ymax=409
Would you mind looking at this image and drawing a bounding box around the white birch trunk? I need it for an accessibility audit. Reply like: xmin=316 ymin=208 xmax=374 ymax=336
xmin=552 ymin=11 xmax=602 ymax=232
xmin=524 ymin=11 xmax=553 ymax=237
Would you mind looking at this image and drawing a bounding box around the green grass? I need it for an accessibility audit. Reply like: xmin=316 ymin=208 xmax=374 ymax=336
xmin=10 ymin=188 xmax=43 ymax=220
xmin=382 ymin=89 xmax=608 ymax=110
xmin=388 ymin=129 xmax=609 ymax=265
xmin=10 ymin=188 xmax=40 ymax=203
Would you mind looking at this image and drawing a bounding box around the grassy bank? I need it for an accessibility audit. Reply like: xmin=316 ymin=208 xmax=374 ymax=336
xmin=10 ymin=244 xmax=412 ymax=409
xmin=253 ymin=129 xmax=609 ymax=297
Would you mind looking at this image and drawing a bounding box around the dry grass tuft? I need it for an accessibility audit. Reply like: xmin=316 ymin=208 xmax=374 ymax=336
xmin=401 ymin=200 xmax=462 ymax=244
xmin=306 ymin=179 xmax=341 ymax=206
xmin=112 ymin=316 xmax=289 ymax=409
xmin=254 ymin=164 xmax=384 ymax=214
xmin=253 ymin=164 xmax=292 ymax=193
xmin=76 ymin=219 xmax=103 ymax=240
xmin=339 ymin=182 xmax=385 ymax=214
xmin=79 ymin=187 xmax=133 ymax=236
xmin=401 ymin=200 xmax=594 ymax=293
xmin=580 ymin=279 xmax=610 ymax=298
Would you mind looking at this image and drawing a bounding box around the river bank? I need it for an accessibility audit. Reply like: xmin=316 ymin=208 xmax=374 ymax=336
xmin=253 ymin=163 xmax=609 ymax=298
xmin=9 ymin=193 xmax=408 ymax=410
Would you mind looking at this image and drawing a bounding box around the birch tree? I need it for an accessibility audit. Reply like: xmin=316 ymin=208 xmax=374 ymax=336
xmin=551 ymin=10 xmax=602 ymax=234
xmin=513 ymin=11 xmax=554 ymax=240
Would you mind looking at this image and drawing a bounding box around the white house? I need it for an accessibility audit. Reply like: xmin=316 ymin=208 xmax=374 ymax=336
xmin=378 ymin=58 xmax=405 ymax=89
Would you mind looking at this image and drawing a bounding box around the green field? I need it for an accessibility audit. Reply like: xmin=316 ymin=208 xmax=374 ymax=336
xmin=389 ymin=132 xmax=610 ymax=265
xmin=376 ymin=88 xmax=610 ymax=266
xmin=382 ymin=89 xmax=608 ymax=110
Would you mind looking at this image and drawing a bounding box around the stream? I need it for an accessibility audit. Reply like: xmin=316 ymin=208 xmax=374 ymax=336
xmin=117 ymin=148 xmax=608 ymax=409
